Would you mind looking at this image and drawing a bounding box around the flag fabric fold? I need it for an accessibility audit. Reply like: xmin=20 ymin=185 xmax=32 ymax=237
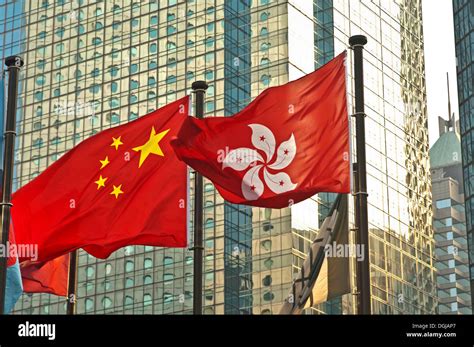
xmin=12 ymin=97 xmax=189 ymax=263
xmin=171 ymin=52 xmax=350 ymax=208
xmin=21 ymin=254 xmax=69 ymax=296
xmin=279 ymin=194 xmax=350 ymax=314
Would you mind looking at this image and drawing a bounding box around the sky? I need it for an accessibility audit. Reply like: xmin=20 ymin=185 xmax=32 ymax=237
xmin=422 ymin=0 xmax=459 ymax=147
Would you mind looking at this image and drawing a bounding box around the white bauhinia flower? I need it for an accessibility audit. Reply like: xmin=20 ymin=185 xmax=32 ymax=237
xmin=222 ymin=124 xmax=297 ymax=200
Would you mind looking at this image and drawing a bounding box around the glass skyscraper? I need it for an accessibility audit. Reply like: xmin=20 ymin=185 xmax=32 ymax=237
xmin=1 ymin=0 xmax=436 ymax=314
xmin=453 ymin=0 xmax=474 ymax=305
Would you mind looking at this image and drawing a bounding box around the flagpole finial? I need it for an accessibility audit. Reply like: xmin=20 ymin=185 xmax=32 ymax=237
xmin=5 ymin=56 xmax=24 ymax=68
xmin=192 ymin=80 xmax=208 ymax=92
xmin=349 ymin=35 xmax=367 ymax=47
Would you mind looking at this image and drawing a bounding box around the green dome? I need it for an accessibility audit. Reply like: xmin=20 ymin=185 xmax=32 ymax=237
xmin=429 ymin=131 xmax=462 ymax=169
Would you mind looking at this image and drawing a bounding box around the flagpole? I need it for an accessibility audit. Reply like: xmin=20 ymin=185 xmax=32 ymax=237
xmin=66 ymin=250 xmax=78 ymax=314
xmin=349 ymin=35 xmax=371 ymax=315
xmin=191 ymin=81 xmax=208 ymax=315
xmin=0 ymin=56 xmax=23 ymax=314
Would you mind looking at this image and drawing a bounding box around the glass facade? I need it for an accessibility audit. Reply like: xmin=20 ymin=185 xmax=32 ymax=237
xmin=2 ymin=0 xmax=436 ymax=315
xmin=312 ymin=0 xmax=436 ymax=314
xmin=453 ymin=0 xmax=474 ymax=304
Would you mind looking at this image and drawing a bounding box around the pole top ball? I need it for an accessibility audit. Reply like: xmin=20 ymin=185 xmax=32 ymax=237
xmin=5 ymin=56 xmax=24 ymax=68
xmin=349 ymin=35 xmax=368 ymax=47
xmin=192 ymin=80 xmax=208 ymax=91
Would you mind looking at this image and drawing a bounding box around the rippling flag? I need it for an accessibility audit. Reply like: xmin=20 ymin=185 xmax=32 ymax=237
xmin=12 ymin=97 xmax=189 ymax=263
xmin=171 ymin=53 xmax=349 ymax=208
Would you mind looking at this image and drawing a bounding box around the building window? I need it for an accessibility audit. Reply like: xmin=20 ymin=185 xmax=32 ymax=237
xmin=163 ymin=293 xmax=173 ymax=304
xmin=129 ymin=112 xmax=138 ymax=121
xmin=264 ymin=258 xmax=273 ymax=269
xmin=260 ymin=240 xmax=272 ymax=251
xmin=130 ymin=80 xmax=139 ymax=89
xmin=37 ymin=60 xmax=46 ymax=69
xmin=436 ymin=199 xmax=451 ymax=209
xmin=125 ymin=278 xmax=134 ymax=288
xmin=164 ymin=256 xmax=173 ymax=266
xmin=91 ymin=68 xmax=100 ymax=78
xmin=205 ymin=70 xmax=214 ymax=80
xmin=101 ymin=297 xmax=112 ymax=309
xmin=85 ymin=298 xmax=94 ymax=311
xmin=143 ymin=294 xmax=152 ymax=306
xmin=260 ymin=57 xmax=270 ymax=66
xmin=163 ymin=273 xmax=174 ymax=283
xmin=167 ymin=75 xmax=177 ymax=84
xmin=263 ymin=291 xmax=274 ymax=301
xmin=260 ymin=42 xmax=270 ymax=51
xmin=125 ymin=260 xmax=134 ymax=272
xmin=36 ymin=75 xmax=46 ymax=86
xmin=86 ymin=266 xmax=94 ymax=278
xmin=262 ymin=275 xmax=272 ymax=286
xmin=260 ymin=12 xmax=269 ymax=21
xmin=144 ymin=275 xmax=153 ymax=285
xmin=205 ymin=218 xmax=214 ymax=229
xmin=33 ymin=138 xmax=44 ymax=148
xmin=110 ymin=82 xmax=118 ymax=93
xmin=124 ymin=296 xmax=133 ymax=306
xmin=35 ymin=91 xmax=44 ymax=101
xmin=261 ymin=74 xmax=271 ymax=86
xmin=144 ymin=258 xmax=153 ymax=269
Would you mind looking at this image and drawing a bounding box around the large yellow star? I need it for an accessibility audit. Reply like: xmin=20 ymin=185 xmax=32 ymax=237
xmin=94 ymin=175 xmax=108 ymax=190
xmin=110 ymin=136 xmax=123 ymax=150
xmin=110 ymin=184 xmax=124 ymax=199
xmin=133 ymin=127 xmax=170 ymax=168
xmin=99 ymin=156 xmax=110 ymax=169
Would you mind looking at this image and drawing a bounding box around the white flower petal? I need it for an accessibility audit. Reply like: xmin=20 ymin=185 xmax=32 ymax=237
xmin=222 ymin=148 xmax=263 ymax=171
xmin=242 ymin=165 xmax=264 ymax=200
xmin=263 ymin=169 xmax=297 ymax=194
xmin=249 ymin=124 xmax=276 ymax=163
xmin=268 ymin=133 xmax=296 ymax=170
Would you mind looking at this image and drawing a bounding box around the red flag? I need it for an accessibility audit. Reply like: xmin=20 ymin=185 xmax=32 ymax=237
xmin=12 ymin=97 xmax=189 ymax=262
xmin=21 ymin=255 xmax=69 ymax=296
xmin=172 ymin=53 xmax=350 ymax=208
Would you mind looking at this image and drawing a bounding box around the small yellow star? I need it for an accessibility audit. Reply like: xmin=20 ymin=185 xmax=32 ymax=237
xmin=99 ymin=156 xmax=110 ymax=170
xmin=110 ymin=184 xmax=124 ymax=199
xmin=133 ymin=127 xmax=170 ymax=168
xmin=110 ymin=136 xmax=123 ymax=150
xmin=94 ymin=175 xmax=108 ymax=190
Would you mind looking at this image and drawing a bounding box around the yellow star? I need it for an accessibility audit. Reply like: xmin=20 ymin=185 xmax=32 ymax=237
xmin=94 ymin=175 xmax=108 ymax=190
xmin=110 ymin=136 xmax=123 ymax=150
xmin=133 ymin=127 xmax=170 ymax=168
xmin=110 ymin=184 xmax=124 ymax=199
xmin=99 ymin=156 xmax=110 ymax=169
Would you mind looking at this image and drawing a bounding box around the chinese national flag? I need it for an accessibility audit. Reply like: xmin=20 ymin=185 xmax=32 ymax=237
xmin=171 ymin=53 xmax=350 ymax=208
xmin=12 ymin=97 xmax=189 ymax=263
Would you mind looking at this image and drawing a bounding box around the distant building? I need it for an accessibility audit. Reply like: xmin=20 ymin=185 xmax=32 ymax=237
xmin=430 ymin=116 xmax=472 ymax=314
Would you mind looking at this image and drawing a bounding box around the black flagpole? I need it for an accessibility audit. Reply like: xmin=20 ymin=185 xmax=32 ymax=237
xmin=349 ymin=35 xmax=371 ymax=315
xmin=0 ymin=56 xmax=24 ymax=314
xmin=66 ymin=250 xmax=78 ymax=314
xmin=191 ymin=81 xmax=208 ymax=315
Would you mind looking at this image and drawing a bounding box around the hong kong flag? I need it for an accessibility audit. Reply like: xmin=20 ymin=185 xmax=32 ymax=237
xmin=172 ymin=52 xmax=350 ymax=208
